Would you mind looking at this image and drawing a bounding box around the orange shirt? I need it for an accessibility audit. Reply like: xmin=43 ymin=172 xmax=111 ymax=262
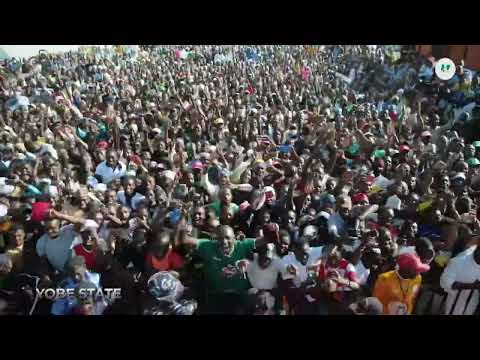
xmin=372 ymin=270 xmax=422 ymax=315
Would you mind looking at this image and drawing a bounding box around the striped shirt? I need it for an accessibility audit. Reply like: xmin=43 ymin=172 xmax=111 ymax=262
xmin=440 ymin=249 xmax=480 ymax=315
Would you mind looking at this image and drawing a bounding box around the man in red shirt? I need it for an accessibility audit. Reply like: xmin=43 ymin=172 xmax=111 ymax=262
xmin=73 ymin=221 xmax=100 ymax=271
xmin=317 ymin=245 xmax=360 ymax=313
xmin=144 ymin=231 xmax=185 ymax=278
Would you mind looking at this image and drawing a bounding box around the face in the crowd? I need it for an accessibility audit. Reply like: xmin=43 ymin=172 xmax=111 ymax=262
xmin=95 ymin=212 xmax=104 ymax=226
xmin=416 ymin=243 xmax=435 ymax=264
xmin=193 ymin=207 xmax=206 ymax=227
xmin=326 ymin=249 xmax=342 ymax=268
xmin=19 ymin=164 xmax=33 ymax=182
xmin=452 ymin=139 xmax=465 ymax=154
xmin=358 ymin=180 xmax=371 ymax=194
xmin=106 ymin=150 xmax=118 ymax=168
xmin=76 ymin=301 xmax=95 ymax=316
xmin=455 ymin=161 xmax=469 ymax=174
xmin=11 ymin=228 xmax=26 ymax=248
xmin=286 ymin=210 xmax=296 ymax=228
xmin=217 ymin=226 xmax=236 ymax=257
xmin=293 ymin=241 xmax=310 ymax=265
xmin=152 ymin=232 xmax=170 ymax=259
xmin=465 ymin=144 xmax=476 ymax=159
xmin=70 ymin=264 xmax=87 ymax=283
xmin=338 ymin=205 xmax=351 ymax=219
xmin=220 ymin=188 xmax=232 ymax=205
xmin=439 ymin=176 xmax=450 ymax=191
xmin=407 ymin=222 xmax=418 ymax=239
xmin=145 ymin=176 xmax=156 ymax=192
xmin=378 ymin=208 xmax=394 ymax=226
xmin=379 ymin=230 xmax=396 ymax=256
xmin=407 ymin=193 xmax=420 ymax=209
xmin=262 ymin=211 xmax=271 ymax=225
xmin=361 ymin=249 xmax=381 ymax=269
xmin=438 ymin=136 xmax=449 ymax=152
xmin=398 ymin=267 xmax=417 ymax=280
xmin=186 ymin=172 xmax=195 ymax=186
xmin=46 ymin=220 xmax=61 ymax=239
xmin=124 ymin=178 xmax=136 ymax=196
xmin=137 ymin=204 xmax=149 ymax=219
xmin=395 ymin=164 xmax=410 ymax=180
xmin=78 ymin=194 xmax=89 ymax=210
xmin=241 ymin=170 xmax=252 ymax=184
xmin=326 ymin=179 xmax=336 ymax=192
xmin=118 ymin=206 xmax=131 ymax=221
xmin=105 ymin=190 xmax=117 ymax=205
xmin=254 ymin=166 xmax=265 ymax=179
xmin=48 ymin=165 xmax=58 ymax=179
xmin=277 ymin=232 xmax=291 ymax=256
xmin=96 ymin=149 xmax=106 ymax=163
xmin=219 ymin=173 xmax=229 ymax=187
xmin=81 ymin=229 xmax=98 ymax=251
xmin=257 ymin=247 xmax=273 ymax=269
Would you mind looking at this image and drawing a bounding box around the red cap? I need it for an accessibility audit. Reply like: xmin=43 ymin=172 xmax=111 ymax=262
xmin=352 ymin=193 xmax=369 ymax=204
xmin=399 ymin=145 xmax=410 ymax=153
xmin=191 ymin=160 xmax=203 ymax=171
xmin=97 ymin=141 xmax=109 ymax=150
xmin=31 ymin=201 xmax=52 ymax=222
xmin=397 ymin=253 xmax=430 ymax=274
xmin=129 ymin=155 xmax=142 ymax=166
xmin=421 ymin=131 xmax=432 ymax=138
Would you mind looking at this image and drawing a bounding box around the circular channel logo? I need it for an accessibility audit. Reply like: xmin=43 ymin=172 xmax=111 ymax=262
xmin=435 ymin=58 xmax=456 ymax=81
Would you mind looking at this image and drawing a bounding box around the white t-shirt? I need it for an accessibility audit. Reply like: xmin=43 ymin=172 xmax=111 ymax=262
xmin=95 ymin=161 xmax=126 ymax=184
xmin=440 ymin=249 xmax=480 ymax=315
xmin=354 ymin=260 xmax=370 ymax=286
xmin=247 ymin=254 xmax=283 ymax=291
xmin=281 ymin=246 xmax=324 ymax=288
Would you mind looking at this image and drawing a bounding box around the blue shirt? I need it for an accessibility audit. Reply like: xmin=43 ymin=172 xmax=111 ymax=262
xmin=36 ymin=225 xmax=78 ymax=272
xmin=51 ymin=272 xmax=101 ymax=315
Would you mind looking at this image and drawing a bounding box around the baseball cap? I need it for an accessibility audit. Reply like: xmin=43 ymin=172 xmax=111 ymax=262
xmin=373 ymin=149 xmax=386 ymax=158
xmin=97 ymin=141 xmax=109 ymax=150
xmin=399 ymin=144 xmax=410 ymax=153
xmin=161 ymin=170 xmax=176 ymax=182
xmin=421 ymin=131 xmax=432 ymax=138
xmin=467 ymin=157 xmax=480 ymax=167
xmin=452 ymin=172 xmax=467 ymax=185
xmin=129 ymin=155 xmax=142 ymax=166
xmin=352 ymin=193 xmax=369 ymax=205
xmin=80 ymin=219 xmax=99 ymax=233
xmin=191 ymin=160 xmax=203 ymax=171
xmin=316 ymin=211 xmax=331 ymax=220
xmin=397 ymin=252 xmax=430 ymax=274
xmin=346 ymin=143 xmax=360 ymax=156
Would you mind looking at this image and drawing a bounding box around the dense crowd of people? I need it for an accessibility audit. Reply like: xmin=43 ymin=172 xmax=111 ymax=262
xmin=1 ymin=45 xmax=480 ymax=315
